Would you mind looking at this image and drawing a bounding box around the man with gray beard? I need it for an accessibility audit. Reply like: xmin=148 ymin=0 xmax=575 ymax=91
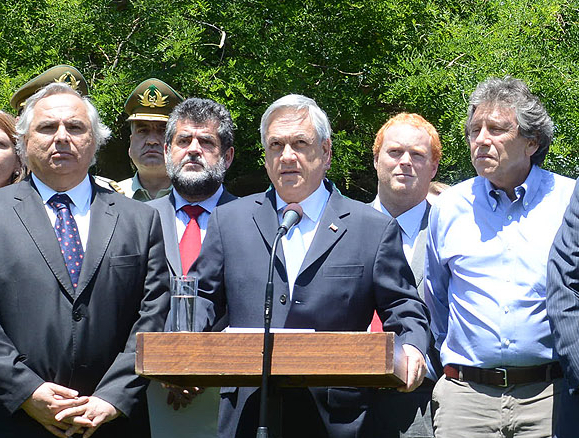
xmin=146 ymin=97 xmax=236 ymax=438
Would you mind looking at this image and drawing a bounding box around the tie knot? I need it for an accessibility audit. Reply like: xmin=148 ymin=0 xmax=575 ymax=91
xmin=181 ymin=204 xmax=205 ymax=219
xmin=49 ymin=194 xmax=72 ymax=210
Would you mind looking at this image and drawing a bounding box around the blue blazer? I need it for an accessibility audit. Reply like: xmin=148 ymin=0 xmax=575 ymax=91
xmin=192 ymin=180 xmax=430 ymax=437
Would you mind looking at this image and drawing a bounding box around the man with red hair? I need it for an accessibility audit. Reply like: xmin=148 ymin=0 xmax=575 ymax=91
xmin=370 ymin=112 xmax=442 ymax=438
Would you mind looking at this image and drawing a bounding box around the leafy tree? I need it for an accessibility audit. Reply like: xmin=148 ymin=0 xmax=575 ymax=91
xmin=1 ymin=0 xmax=578 ymax=199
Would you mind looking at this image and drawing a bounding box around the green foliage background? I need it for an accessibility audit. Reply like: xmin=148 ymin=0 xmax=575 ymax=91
xmin=1 ymin=0 xmax=578 ymax=200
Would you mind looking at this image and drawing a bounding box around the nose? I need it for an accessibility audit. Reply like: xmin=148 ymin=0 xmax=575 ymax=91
xmin=399 ymin=151 xmax=412 ymax=165
xmin=54 ymin=123 xmax=69 ymax=143
xmin=186 ymin=138 xmax=203 ymax=156
xmin=145 ymin=131 xmax=163 ymax=145
xmin=280 ymin=143 xmax=296 ymax=163
xmin=473 ymin=126 xmax=491 ymax=146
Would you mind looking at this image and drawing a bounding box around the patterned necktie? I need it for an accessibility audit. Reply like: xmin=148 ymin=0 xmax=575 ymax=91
xmin=48 ymin=194 xmax=84 ymax=290
xmin=179 ymin=205 xmax=205 ymax=274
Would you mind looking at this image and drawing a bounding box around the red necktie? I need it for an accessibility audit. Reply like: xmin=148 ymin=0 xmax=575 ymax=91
xmin=370 ymin=311 xmax=384 ymax=332
xmin=179 ymin=205 xmax=205 ymax=274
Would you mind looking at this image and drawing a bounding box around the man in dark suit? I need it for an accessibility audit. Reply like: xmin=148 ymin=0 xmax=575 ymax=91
xmin=147 ymin=97 xmax=236 ymax=438
xmin=192 ymin=94 xmax=431 ymax=437
xmin=0 ymin=82 xmax=169 ymax=438
xmin=149 ymin=97 xmax=236 ymax=278
xmin=547 ymin=180 xmax=579 ymax=438
xmin=368 ymin=113 xmax=442 ymax=438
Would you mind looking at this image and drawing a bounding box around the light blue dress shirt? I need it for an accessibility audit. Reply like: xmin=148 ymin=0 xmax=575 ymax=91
xmin=173 ymin=185 xmax=224 ymax=243
xmin=32 ymin=173 xmax=92 ymax=251
xmin=276 ymin=181 xmax=330 ymax=298
xmin=425 ymin=165 xmax=574 ymax=368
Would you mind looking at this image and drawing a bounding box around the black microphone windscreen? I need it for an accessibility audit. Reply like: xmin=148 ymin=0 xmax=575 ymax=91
xmin=283 ymin=203 xmax=303 ymax=221
xmin=279 ymin=203 xmax=303 ymax=233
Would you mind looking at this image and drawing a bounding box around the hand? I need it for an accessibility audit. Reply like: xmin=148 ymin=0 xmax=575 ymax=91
xmin=20 ymin=382 xmax=89 ymax=438
xmin=55 ymin=396 xmax=119 ymax=438
xmin=163 ymin=383 xmax=204 ymax=410
xmin=397 ymin=344 xmax=427 ymax=393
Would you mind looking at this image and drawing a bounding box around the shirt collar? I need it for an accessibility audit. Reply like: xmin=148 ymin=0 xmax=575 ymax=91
xmin=483 ymin=164 xmax=539 ymax=211
xmin=32 ymin=173 xmax=92 ymax=214
xmin=173 ymin=185 xmax=224 ymax=214
xmin=373 ymin=195 xmax=427 ymax=239
xmin=275 ymin=181 xmax=330 ymax=223
xmin=132 ymin=173 xmax=172 ymax=201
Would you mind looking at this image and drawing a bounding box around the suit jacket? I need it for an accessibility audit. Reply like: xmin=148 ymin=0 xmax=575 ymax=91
xmin=367 ymin=201 xmax=430 ymax=300
xmin=410 ymin=203 xmax=430 ymax=300
xmin=146 ymin=187 xmax=237 ymax=438
xmin=0 ymin=176 xmax=170 ymax=438
xmin=193 ymin=180 xmax=430 ymax=438
xmin=547 ymin=178 xmax=579 ymax=437
xmin=148 ymin=187 xmax=237 ymax=277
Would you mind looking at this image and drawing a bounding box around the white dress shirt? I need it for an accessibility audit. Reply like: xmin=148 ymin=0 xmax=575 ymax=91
xmin=32 ymin=173 xmax=92 ymax=250
xmin=372 ymin=197 xmax=427 ymax=262
xmin=276 ymin=181 xmax=330 ymax=298
xmin=173 ymin=185 xmax=224 ymax=243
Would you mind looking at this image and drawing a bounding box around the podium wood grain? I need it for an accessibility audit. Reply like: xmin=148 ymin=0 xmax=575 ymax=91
xmin=136 ymin=332 xmax=406 ymax=388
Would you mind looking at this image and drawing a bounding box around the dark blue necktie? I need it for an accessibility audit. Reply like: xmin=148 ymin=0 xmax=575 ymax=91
xmin=49 ymin=194 xmax=84 ymax=290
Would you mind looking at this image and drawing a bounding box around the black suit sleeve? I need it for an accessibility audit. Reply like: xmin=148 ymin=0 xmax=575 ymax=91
xmin=374 ymin=218 xmax=430 ymax=356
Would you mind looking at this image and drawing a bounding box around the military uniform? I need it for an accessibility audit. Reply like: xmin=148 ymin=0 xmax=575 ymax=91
xmin=119 ymin=78 xmax=183 ymax=201
xmin=117 ymin=173 xmax=171 ymax=201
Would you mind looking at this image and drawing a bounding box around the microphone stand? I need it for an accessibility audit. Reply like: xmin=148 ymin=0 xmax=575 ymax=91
xmin=257 ymin=229 xmax=284 ymax=438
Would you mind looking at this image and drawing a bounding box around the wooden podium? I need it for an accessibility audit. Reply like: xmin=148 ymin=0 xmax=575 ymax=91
xmin=136 ymin=331 xmax=406 ymax=388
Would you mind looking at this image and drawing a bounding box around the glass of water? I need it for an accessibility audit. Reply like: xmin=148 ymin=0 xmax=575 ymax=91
xmin=170 ymin=275 xmax=198 ymax=332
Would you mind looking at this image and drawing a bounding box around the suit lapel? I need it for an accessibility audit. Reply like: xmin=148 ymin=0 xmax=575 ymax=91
xmin=217 ymin=188 xmax=237 ymax=206
xmin=299 ymin=185 xmax=347 ymax=276
xmin=252 ymin=189 xmax=286 ymax=268
xmin=159 ymin=193 xmax=182 ymax=276
xmin=75 ymin=187 xmax=119 ymax=297
xmin=13 ymin=180 xmax=76 ymax=299
xmin=409 ymin=202 xmax=430 ymax=297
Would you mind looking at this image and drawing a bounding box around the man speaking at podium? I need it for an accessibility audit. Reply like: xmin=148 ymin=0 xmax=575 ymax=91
xmin=192 ymin=94 xmax=430 ymax=437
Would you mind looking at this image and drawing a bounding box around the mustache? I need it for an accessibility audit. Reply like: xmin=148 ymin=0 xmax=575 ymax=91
xmin=178 ymin=155 xmax=207 ymax=170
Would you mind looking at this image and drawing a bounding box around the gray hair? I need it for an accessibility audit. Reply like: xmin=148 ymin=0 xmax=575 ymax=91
xmin=260 ymin=94 xmax=332 ymax=146
xmin=464 ymin=76 xmax=553 ymax=166
xmin=165 ymin=97 xmax=234 ymax=153
xmin=15 ymin=82 xmax=111 ymax=166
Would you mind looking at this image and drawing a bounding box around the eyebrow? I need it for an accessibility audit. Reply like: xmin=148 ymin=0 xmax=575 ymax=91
xmin=267 ymin=133 xmax=313 ymax=142
xmin=176 ymin=132 xmax=217 ymax=141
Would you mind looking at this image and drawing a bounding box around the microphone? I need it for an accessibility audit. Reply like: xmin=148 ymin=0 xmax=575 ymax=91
xmin=278 ymin=203 xmax=303 ymax=236
xmin=257 ymin=202 xmax=302 ymax=437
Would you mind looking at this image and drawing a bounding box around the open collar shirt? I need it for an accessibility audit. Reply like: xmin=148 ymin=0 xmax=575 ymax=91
xmin=425 ymin=165 xmax=575 ymax=368
xmin=122 ymin=172 xmax=172 ymax=201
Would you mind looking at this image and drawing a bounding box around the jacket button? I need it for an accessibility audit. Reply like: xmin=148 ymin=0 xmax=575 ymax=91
xmin=279 ymin=294 xmax=287 ymax=305
xmin=72 ymin=310 xmax=82 ymax=322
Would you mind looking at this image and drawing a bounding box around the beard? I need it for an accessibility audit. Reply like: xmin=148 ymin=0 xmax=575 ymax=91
xmin=166 ymin=153 xmax=227 ymax=199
